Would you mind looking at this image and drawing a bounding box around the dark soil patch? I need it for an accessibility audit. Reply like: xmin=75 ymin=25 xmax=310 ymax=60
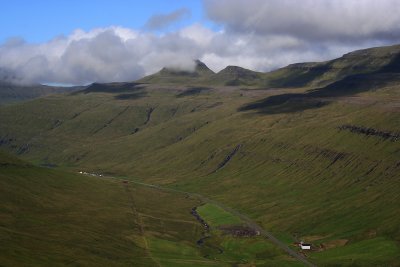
xmin=218 ymin=225 xmax=260 ymax=237
xmin=339 ymin=124 xmax=400 ymax=141
xmin=212 ymin=144 xmax=242 ymax=173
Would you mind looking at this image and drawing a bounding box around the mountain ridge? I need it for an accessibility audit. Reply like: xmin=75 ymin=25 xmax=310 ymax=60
xmin=0 ymin=82 xmax=83 ymax=105
xmin=136 ymin=43 xmax=400 ymax=88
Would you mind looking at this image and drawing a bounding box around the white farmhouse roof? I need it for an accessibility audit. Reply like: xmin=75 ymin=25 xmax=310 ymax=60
xmin=300 ymin=244 xmax=311 ymax=250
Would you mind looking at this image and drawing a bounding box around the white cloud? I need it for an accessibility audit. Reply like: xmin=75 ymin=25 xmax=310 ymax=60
xmin=204 ymin=0 xmax=400 ymax=42
xmin=144 ymin=8 xmax=190 ymax=31
xmin=0 ymin=26 xmax=204 ymax=85
xmin=179 ymin=23 xmax=215 ymax=46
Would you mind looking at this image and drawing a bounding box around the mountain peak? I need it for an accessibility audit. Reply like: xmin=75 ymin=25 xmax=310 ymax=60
xmin=194 ymin=59 xmax=214 ymax=76
xmin=219 ymin=65 xmax=259 ymax=74
xmin=217 ymin=65 xmax=259 ymax=80
xmin=138 ymin=60 xmax=214 ymax=84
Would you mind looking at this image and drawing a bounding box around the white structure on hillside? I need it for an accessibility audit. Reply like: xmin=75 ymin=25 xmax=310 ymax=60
xmin=300 ymin=241 xmax=311 ymax=250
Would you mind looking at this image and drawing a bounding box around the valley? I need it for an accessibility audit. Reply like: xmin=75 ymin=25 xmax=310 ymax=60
xmin=1 ymin=44 xmax=400 ymax=266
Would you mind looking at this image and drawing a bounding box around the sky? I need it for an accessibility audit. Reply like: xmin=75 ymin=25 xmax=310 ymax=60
xmin=0 ymin=0 xmax=207 ymax=43
xmin=1 ymin=0 xmax=400 ymax=85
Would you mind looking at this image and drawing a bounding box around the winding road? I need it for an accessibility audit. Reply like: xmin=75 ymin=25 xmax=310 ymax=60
xmin=90 ymin=173 xmax=316 ymax=267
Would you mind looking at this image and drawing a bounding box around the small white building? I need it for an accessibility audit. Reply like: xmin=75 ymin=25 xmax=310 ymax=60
xmin=300 ymin=242 xmax=311 ymax=250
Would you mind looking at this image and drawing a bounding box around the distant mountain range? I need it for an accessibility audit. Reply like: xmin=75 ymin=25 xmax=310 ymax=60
xmin=2 ymin=44 xmax=400 ymax=105
xmin=0 ymin=81 xmax=85 ymax=105
xmin=137 ymin=59 xmax=265 ymax=86
xmin=139 ymin=44 xmax=400 ymax=88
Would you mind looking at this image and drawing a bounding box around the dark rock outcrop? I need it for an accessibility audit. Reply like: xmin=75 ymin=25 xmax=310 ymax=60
xmin=339 ymin=125 xmax=400 ymax=141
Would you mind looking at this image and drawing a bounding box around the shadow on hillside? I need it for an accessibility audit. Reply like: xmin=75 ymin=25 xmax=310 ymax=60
xmin=114 ymin=91 xmax=148 ymax=100
xmin=238 ymin=93 xmax=330 ymax=114
xmin=71 ymin=82 xmax=145 ymax=95
xmin=239 ymin=54 xmax=400 ymax=115
xmin=176 ymin=87 xmax=210 ymax=97
xmin=268 ymin=66 xmax=331 ymax=88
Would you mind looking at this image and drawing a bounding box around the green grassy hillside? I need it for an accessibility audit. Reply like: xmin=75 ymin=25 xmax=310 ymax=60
xmin=263 ymin=44 xmax=400 ymax=88
xmin=1 ymin=44 xmax=400 ymax=266
xmin=1 ymin=151 xmax=298 ymax=266
xmin=0 ymin=82 xmax=83 ymax=105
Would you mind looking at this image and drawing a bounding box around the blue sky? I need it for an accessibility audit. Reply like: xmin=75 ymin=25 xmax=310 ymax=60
xmin=0 ymin=0 xmax=206 ymax=43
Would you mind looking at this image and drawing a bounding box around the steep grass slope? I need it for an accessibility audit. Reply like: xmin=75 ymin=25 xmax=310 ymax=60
xmin=1 ymin=151 xmax=154 ymax=266
xmin=263 ymin=44 xmax=400 ymax=88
